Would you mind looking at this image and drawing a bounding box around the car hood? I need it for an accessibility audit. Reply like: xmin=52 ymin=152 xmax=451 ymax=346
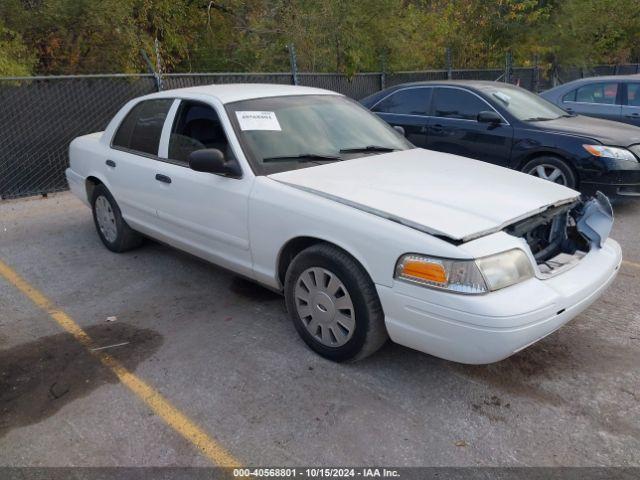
xmin=526 ymin=115 xmax=640 ymax=147
xmin=268 ymin=148 xmax=579 ymax=242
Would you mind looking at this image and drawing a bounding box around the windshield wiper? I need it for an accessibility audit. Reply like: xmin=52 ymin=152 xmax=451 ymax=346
xmin=262 ymin=153 xmax=341 ymax=163
xmin=339 ymin=145 xmax=396 ymax=154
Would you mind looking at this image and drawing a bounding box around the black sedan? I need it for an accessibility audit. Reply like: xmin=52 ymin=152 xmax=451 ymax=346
xmin=360 ymin=81 xmax=640 ymax=198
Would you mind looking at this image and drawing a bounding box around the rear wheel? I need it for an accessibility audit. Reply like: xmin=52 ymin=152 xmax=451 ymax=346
xmin=91 ymin=184 xmax=143 ymax=253
xmin=284 ymin=243 xmax=388 ymax=362
xmin=522 ymin=156 xmax=577 ymax=189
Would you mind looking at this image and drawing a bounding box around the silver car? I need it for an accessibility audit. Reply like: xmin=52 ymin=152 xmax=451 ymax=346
xmin=540 ymin=75 xmax=640 ymax=127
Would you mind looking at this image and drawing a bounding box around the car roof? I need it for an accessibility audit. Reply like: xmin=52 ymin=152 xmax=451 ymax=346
xmin=542 ymin=74 xmax=640 ymax=93
xmin=148 ymin=83 xmax=340 ymax=104
xmin=385 ymin=80 xmax=513 ymax=90
xmin=359 ymin=80 xmax=517 ymax=106
xmin=560 ymin=74 xmax=640 ymax=83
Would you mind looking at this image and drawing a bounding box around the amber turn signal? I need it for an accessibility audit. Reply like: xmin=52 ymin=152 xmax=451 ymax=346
xmin=400 ymin=259 xmax=448 ymax=284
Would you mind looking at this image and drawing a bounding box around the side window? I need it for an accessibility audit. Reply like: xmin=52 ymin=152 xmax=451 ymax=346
xmin=112 ymin=99 xmax=172 ymax=155
xmin=373 ymin=88 xmax=431 ymax=115
xmin=627 ymin=83 xmax=640 ymax=107
xmin=431 ymin=88 xmax=488 ymax=120
xmin=562 ymin=90 xmax=576 ymax=102
xmin=168 ymin=101 xmax=234 ymax=164
xmin=574 ymin=83 xmax=619 ymax=105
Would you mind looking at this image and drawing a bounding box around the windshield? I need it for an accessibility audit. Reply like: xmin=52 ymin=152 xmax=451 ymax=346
xmin=225 ymin=94 xmax=413 ymax=175
xmin=486 ymin=86 xmax=569 ymax=122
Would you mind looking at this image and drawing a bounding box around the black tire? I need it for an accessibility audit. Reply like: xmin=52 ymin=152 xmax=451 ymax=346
xmin=522 ymin=156 xmax=577 ymax=189
xmin=91 ymin=184 xmax=143 ymax=253
xmin=284 ymin=243 xmax=388 ymax=362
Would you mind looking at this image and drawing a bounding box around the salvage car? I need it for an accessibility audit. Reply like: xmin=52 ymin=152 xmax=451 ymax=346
xmin=67 ymin=84 xmax=622 ymax=364
xmin=361 ymin=80 xmax=640 ymax=198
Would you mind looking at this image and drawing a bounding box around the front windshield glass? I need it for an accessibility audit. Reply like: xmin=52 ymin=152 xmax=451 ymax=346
xmin=225 ymin=94 xmax=413 ymax=175
xmin=485 ymin=85 xmax=569 ymax=122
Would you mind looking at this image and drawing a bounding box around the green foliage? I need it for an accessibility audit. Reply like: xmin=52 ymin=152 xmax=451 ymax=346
xmin=547 ymin=0 xmax=640 ymax=66
xmin=0 ymin=20 xmax=35 ymax=76
xmin=0 ymin=0 xmax=638 ymax=75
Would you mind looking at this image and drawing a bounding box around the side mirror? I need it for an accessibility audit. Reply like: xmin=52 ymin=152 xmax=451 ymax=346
xmin=477 ymin=111 xmax=502 ymax=124
xmin=189 ymin=149 xmax=241 ymax=177
xmin=393 ymin=125 xmax=406 ymax=136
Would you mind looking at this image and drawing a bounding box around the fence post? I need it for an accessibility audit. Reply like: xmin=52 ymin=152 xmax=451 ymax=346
xmin=380 ymin=52 xmax=387 ymax=90
xmin=140 ymin=49 xmax=162 ymax=91
xmin=505 ymin=51 xmax=513 ymax=84
xmin=532 ymin=54 xmax=540 ymax=92
xmin=446 ymin=47 xmax=452 ymax=80
xmin=287 ymin=43 xmax=299 ymax=86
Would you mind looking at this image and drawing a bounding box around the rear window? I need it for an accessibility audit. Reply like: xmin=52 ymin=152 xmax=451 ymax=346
xmin=373 ymin=88 xmax=431 ymax=115
xmin=112 ymin=99 xmax=173 ymax=155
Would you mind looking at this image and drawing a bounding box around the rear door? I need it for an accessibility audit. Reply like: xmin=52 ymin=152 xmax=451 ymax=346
xmin=108 ymin=98 xmax=173 ymax=229
xmin=371 ymin=87 xmax=432 ymax=147
xmin=425 ymin=87 xmax=513 ymax=167
xmin=561 ymin=81 xmax=622 ymax=121
xmin=621 ymin=82 xmax=640 ymax=127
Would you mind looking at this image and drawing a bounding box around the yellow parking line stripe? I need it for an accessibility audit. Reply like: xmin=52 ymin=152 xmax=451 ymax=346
xmin=622 ymin=260 xmax=640 ymax=270
xmin=0 ymin=259 xmax=241 ymax=467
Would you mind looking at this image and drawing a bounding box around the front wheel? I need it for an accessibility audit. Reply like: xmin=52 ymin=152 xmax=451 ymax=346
xmin=284 ymin=243 xmax=388 ymax=362
xmin=522 ymin=156 xmax=577 ymax=189
xmin=91 ymin=184 xmax=143 ymax=253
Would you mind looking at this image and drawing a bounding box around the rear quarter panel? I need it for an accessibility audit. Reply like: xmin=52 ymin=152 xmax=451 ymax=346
xmin=68 ymin=132 xmax=110 ymax=204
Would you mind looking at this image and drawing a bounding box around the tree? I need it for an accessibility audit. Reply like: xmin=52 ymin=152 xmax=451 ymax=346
xmin=0 ymin=21 xmax=35 ymax=76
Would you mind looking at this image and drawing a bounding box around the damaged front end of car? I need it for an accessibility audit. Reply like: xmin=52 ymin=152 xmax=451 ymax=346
xmin=505 ymin=192 xmax=614 ymax=277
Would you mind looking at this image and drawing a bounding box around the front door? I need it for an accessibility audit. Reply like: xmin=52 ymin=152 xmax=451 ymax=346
xmin=622 ymin=82 xmax=640 ymax=127
xmin=425 ymin=87 xmax=514 ymax=167
xmin=151 ymin=99 xmax=254 ymax=276
xmin=562 ymin=81 xmax=622 ymax=122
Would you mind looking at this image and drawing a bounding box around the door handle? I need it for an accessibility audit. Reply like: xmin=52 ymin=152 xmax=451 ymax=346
xmin=431 ymin=124 xmax=444 ymax=133
xmin=105 ymin=159 xmax=116 ymax=168
xmin=565 ymin=107 xmax=574 ymax=112
xmin=625 ymin=113 xmax=640 ymax=118
xmin=155 ymin=174 xmax=172 ymax=184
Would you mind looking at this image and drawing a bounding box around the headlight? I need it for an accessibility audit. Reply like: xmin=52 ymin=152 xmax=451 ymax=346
xmin=475 ymin=249 xmax=535 ymax=291
xmin=583 ymin=144 xmax=637 ymax=161
xmin=395 ymin=249 xmax=534 ymax=295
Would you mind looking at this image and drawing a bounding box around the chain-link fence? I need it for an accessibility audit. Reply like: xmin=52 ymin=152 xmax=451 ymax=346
xmin=0 ymin=64 xmax=637 ymax=199
xmin=0 ymin=75 xmax=157 ymax=199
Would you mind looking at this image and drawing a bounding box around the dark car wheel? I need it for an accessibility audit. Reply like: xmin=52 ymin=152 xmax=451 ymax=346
xmin=284 ymin=243 xmax=388 ymax=362
xmin=522 ymin=156 xmax=577 ymax=189
xmin=91 ymin=184 xmax=143 ymax=253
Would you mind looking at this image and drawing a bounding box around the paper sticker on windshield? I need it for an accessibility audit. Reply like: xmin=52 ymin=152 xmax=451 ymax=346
xmin=493 ymin=91 xmax=511 ymax=104
xmin=236 ymin=111 xmax=281 ymax=131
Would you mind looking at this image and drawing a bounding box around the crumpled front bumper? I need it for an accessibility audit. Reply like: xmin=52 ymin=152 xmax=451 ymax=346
xmin=377 ymin=238 xmax=621 ymax=364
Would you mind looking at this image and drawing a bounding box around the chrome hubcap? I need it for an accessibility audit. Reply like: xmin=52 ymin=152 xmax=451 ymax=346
xmin=294 ymin=267 xmax=355 ymax=347
xmin=95 ymin=195 xmax=118 ymax=243
xmin=527 ymin=164 xmax=567 ymax=185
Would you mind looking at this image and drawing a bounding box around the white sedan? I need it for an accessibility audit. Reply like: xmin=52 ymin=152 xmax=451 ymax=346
xmin=66 ymin=84 xmax=621 ymax=363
